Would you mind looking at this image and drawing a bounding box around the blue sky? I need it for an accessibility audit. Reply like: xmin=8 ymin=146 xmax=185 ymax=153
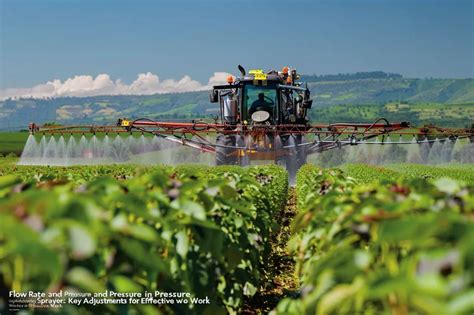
xmin=0 ymin=0 xmax=472 ymax=91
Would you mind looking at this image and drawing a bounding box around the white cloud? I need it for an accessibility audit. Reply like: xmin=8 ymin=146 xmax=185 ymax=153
xmin=0 ymin=72 xmax=233 ymax=100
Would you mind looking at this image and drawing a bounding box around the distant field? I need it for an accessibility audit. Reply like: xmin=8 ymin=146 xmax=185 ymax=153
xmin=311 ymin=102 xmax=474 ymax=127
xmin=0 ymin=131 xmax=167 ymax=156
xmin=0 ymin=132 xmax=29 ymax=156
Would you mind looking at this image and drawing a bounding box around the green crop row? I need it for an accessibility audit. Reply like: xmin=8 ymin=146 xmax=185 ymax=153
xmin=342 ymin=163 xmax=474 ymax=185
xmin=173 ymin=164 xmax=288 ymax=215
xmin=0 ymin=163 xmax=153 ymax=183
xmin=385 ymin=163 xmax=474 ymax=184
xmin=341 ymin=164 xmax=401 ymax=184
xmin=0 ymin=165 xmax=288 ymax=315
xmin=276 ymin=165 xmax=474 ymax=315
xmin=0 ymin=163 xmax=288 ymax=212
xmin=295 ymin=164 xmax=356 ymax=211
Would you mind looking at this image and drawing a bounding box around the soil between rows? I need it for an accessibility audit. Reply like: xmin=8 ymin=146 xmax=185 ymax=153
xmin=242 ymin=187 xmax=298 ymax=314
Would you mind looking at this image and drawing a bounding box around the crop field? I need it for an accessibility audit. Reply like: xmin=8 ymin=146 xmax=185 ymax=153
xmin=310 ymin=102 xmax=474 ymax=127
xmin=0 ymin=158 xmax=473 ymax=314
xmin=342 ymin=163 xmax=474 ymax=184
xmin=0 ymin=132 xmax=29 ymax=156
xmin=0 ymin=131 xmax=164 ymax=157
xmin=275 ymin=164 xmax=474 ymax=314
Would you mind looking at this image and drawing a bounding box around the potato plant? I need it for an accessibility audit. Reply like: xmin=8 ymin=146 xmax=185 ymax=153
xmin=342 ymin=163 xmax=474 ymax=185
xmin=276 ymin=166 xmax=474 ymax=315
xmin=385 ymin=163 xmax=474 ymax=184
xmin=0 ymin=165 xmax=288 ymax=315
xmin=341 ymin=163 xmax=400 ymax=184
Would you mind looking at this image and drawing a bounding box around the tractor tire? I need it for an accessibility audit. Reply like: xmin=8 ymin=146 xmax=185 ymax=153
xmin=216 ymin=134 xmax=238 ymax=165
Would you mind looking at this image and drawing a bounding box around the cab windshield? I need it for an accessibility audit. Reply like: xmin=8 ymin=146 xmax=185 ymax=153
xmin=244 ymin=85 xmax=277 ymax=121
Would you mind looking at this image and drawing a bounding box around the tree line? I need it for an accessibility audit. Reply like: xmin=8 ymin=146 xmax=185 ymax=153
xmin=301 ymin=71 xmax=403 ymax=82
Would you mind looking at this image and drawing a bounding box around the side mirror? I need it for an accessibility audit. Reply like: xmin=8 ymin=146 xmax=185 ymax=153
xmin=210 ymin=90 xmax=218 ymax=103
xmin=303 ymin=100 xmax=313 ymax=109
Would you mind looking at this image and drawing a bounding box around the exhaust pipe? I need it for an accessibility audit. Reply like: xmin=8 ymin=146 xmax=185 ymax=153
xmin=238 ymin=65 xmax=246 ymax=76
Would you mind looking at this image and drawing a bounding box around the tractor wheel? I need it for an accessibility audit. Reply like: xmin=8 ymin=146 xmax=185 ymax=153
xmin=216 ymin=134 xmax=238 ymax=165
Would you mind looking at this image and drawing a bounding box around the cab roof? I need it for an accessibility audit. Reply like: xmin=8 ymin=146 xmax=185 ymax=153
xmin=242 ymin=74 xmax=280 ymax=81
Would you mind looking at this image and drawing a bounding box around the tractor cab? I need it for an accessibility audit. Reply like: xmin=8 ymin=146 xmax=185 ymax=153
xmin=210 ymin=66 xmax=312 ymax=126
xmin=244 ymin=83 xmax=277 ymax=123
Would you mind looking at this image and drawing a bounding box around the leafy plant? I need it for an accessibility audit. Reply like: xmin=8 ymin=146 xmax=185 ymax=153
xmin=0 ymin=165 xmax=288 ymax=315
xmin=276 ymin=166 xmax=474 ymax=315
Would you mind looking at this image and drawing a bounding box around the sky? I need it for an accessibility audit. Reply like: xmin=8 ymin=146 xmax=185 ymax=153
xmin=0 ymin=0 xmax=473 ymax=98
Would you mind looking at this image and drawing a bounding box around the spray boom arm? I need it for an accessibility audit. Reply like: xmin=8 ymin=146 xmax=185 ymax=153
xmin=27 ymin=117 xmax=473 ymax=156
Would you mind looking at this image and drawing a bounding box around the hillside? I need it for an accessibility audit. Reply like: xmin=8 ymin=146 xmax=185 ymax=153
xmin=309 ymin=102 xmax=474 ymax=127
xmin=1 ymin=76 xmax=473 ymax=130
xmin=309 ymin=78 xmax=474 ymax=106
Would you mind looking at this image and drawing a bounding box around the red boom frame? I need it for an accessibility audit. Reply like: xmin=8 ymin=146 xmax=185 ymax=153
xmin=28 ymin=118 xmax=473 ymax=156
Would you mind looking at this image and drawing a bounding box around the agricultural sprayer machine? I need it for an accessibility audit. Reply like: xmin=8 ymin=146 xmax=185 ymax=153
xmin=28 ymin=65 xmax=474 ymax=176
